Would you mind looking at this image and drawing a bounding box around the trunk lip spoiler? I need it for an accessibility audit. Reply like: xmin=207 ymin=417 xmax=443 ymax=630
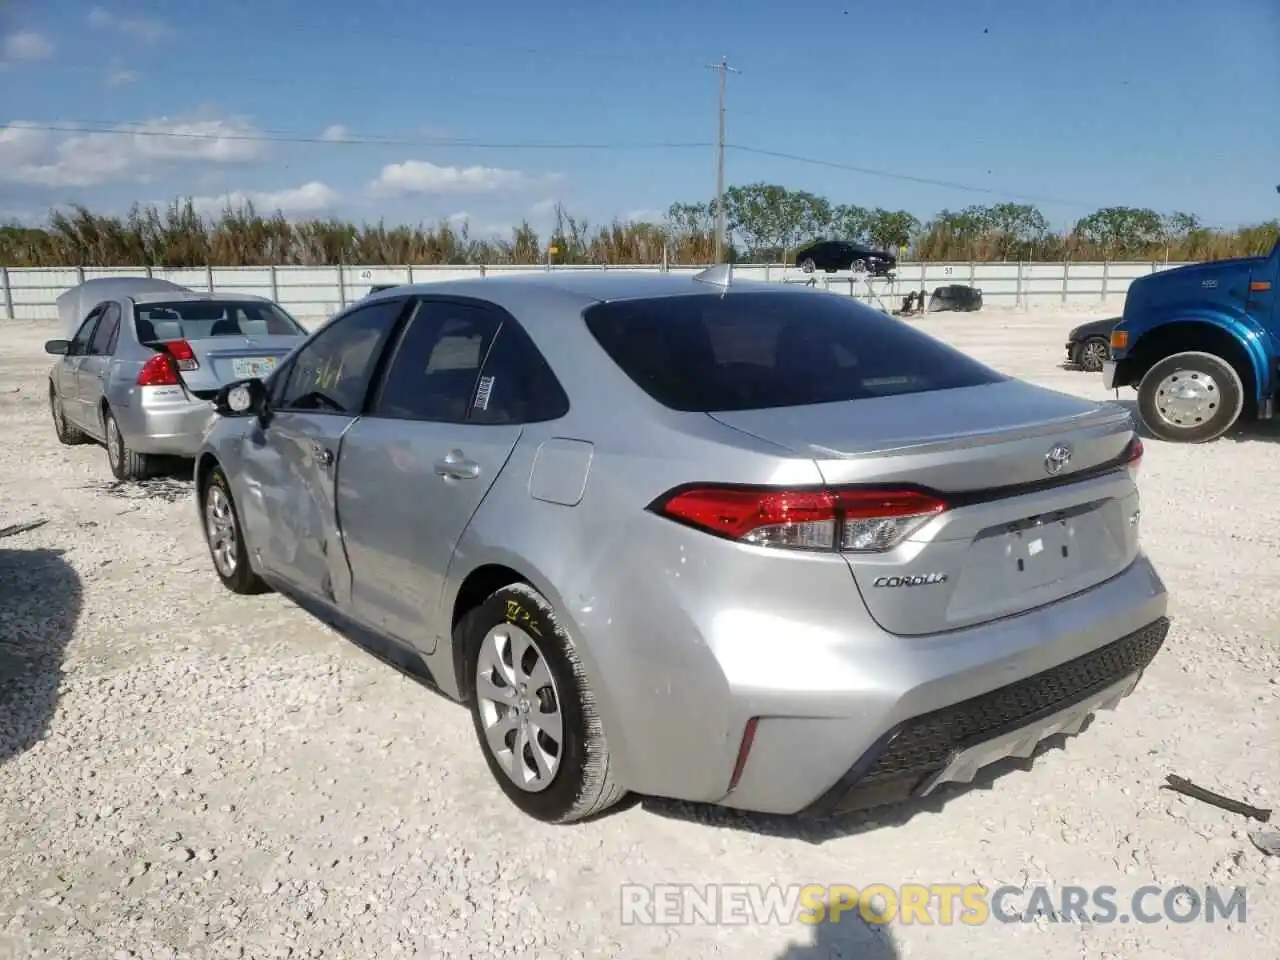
xmin=709 ymin=403 xmax=1135 ymax=461
xmin=807 ymin=405 xmax=1133 ymax=460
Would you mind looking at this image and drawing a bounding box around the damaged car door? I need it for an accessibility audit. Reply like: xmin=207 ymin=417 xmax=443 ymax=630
xmin=238 ymin=297 xmax=408 ymax=606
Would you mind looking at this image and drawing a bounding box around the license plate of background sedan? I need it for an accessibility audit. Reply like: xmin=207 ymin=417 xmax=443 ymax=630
xmin=232 ymin=356 xmax=278 ymax=379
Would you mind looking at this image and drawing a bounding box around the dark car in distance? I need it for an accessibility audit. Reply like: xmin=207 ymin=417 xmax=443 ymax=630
xmin=793 ymin=240 xmax=896 ymax=277
xmin=1066 ymin=317 xmax=1120 ymax=372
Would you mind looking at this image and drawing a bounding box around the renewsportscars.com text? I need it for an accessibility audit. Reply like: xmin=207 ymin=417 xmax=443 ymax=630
xmin=619 ymin=882 xmax=1249 ymax=926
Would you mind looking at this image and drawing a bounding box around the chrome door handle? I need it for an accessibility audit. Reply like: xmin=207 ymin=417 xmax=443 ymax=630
xmin=434 ymin=450 xmax=480 ymax=480
xmin=312 ymin=442 xmax=334 ymax=468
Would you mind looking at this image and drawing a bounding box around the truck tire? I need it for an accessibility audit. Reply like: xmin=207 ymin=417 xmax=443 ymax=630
xmin=1136 ymin=351 xmax=1244 ymax=443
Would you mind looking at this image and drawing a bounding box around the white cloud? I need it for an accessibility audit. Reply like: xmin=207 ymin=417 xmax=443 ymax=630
xmin=625 ymin=208 xmax=664 ymax=224
xmin=437 ymin=212 xmax=513 ymax=237
xmin=106 ymin=59 xmax=138 ymax=86
xmin=320 ymin=124 xmax=350 ymax=142
xmin=0 ymin=117 xmax=268 ymax=188
xmin=368 ymin=159 xmax=560 ymax=197
xmin=188 ymin=182 xmax=340 ymax=217
xmin=86 ymin=6 xmax=171 ymax=43
xmin=529 ymin=198 xmax=559 ymax=216
xmin=1 ymin=30 xmax=54 ymax=65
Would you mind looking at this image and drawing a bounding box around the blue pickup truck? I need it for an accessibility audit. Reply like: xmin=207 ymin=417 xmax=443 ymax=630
xmin=1103 ymin=235 xmax=1279 ymax=442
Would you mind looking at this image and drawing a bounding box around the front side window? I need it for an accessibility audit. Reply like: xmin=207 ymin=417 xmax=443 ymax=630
xmin=134 ymin=299 xmax=305 ymax=343
xmin=89 ymin=303 xmax=121 ymax=356
xmin=70 ymin=309 xmax=102 ymax=355
xmin=276 ymin=299 xmax=406 ymax=414
xmin=583 ymin=291 xmax=1005 ymax=412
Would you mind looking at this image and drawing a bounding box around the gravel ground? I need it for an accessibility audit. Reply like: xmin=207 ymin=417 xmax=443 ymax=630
xmin=0 ymin=308 xmax=1276 ymax=960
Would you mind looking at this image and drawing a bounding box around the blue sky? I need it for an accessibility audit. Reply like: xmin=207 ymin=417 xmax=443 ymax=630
xmin=1 ymin=0 xmax=1276 ymax=236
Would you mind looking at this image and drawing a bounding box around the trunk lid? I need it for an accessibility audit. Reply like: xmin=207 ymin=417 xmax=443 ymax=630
xmin=150 ymin=334 xmax=302 ymax=393
xmin=709 ymin=380 xmax=1142 ymax=635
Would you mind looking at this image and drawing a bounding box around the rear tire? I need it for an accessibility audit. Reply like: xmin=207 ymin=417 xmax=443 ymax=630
xmin=799 ymin=258 xmax=816 ymax=274
xmin=201 ymin=465 xmax=268 ymax=594
xmin=1136 ymin=351 xmax=1244 ymax=443
xmin=50 ymin=385 xmax=89 ymax=445
xmin=103 ymin=408 xmax=152 ymax=480
xmin=462 ymin=583 xmax=625 ymax=824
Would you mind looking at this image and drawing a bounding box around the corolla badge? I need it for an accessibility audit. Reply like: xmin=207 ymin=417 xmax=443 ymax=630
xmin=1044 ymin=443 xmax=1072 ymax=475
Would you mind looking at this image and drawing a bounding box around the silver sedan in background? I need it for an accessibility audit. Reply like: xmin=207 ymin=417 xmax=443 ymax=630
xmin=45 ymin=281 xmax=308 ymax=480
xmin=194 ymin=269 xmax=1168 ymax=824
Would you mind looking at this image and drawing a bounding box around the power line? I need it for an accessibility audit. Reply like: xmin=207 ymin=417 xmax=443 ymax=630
xmin=7 ymin=122 xmax=1119 ymax=212
xmin=5 ymin=122 xmax=715 ymax=152
xmin=727 ymin=144 xmax=1097 ymax=210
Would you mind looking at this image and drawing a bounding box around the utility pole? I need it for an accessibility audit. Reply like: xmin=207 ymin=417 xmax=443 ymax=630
xmin=706 ymin=56 xmax=738 ymax=264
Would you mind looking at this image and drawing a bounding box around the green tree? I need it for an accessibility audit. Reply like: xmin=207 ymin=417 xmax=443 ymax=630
xmin=1074 ymin=206 xmax=1164 ymax=258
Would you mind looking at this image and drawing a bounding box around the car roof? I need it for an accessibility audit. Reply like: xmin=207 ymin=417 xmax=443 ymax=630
xmin=56 ymin=277 xmax=194 ymax=336
xmin=363 ymin=269 xmax=788 ymax=312
xmin=130 ymin=290 xmax=277 ymax=306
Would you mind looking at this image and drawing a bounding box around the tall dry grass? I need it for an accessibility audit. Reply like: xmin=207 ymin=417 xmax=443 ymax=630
xmin=0 ymin=199 xmax=1273 ymax=268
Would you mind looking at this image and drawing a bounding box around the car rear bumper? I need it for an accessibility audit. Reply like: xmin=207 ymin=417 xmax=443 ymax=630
xmin=792 ymin=616 xmax=1167 ymax=817
xmin=114 ymin=387 xmax=215 ymax=457
xmin=594 ymin=549 xmax=1167 ymax=816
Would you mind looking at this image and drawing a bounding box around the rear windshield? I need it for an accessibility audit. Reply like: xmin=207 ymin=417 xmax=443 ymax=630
xmin=133 ymin=300 xmax=304 ymax=342
xmin=583 ymin=291 xmax=1004 ymax=412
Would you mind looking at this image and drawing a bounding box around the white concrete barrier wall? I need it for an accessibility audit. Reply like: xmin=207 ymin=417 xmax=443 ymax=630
xmin=0 ymin=261 xmax=1193 ymax=325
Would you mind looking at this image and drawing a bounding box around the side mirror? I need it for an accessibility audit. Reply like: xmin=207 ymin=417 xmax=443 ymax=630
xmin=213 ymin=378 xmax=269 ymax=419
xmin=44 ymin=339 xmax=71 ymax=356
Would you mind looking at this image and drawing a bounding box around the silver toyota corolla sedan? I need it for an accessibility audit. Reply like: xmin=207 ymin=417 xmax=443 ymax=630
xmin=193 ymin=268 xmax=1169 ymax=824
xmin=45 ymin=282 xmax=308 ymax=480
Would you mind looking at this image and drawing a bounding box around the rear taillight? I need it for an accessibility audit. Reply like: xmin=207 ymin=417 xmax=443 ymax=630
xmin=164 ymin=338 xmax=199 ymax=372
xmin=1125 ymin=435 xmax=1144 ymax=480
xmin=136 ymin=353 xmax=181 ymax=387
xmin=650 ymin=485 xmax=948 ymax=553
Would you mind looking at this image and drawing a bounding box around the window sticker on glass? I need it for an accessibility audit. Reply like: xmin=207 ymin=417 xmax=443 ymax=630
xmin=475 ymin=375 xmax=495 ymax=411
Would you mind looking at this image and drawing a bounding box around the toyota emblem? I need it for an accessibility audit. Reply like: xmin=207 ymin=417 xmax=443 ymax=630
xmin=1044 ymin=443 xmax=1072 ymax=475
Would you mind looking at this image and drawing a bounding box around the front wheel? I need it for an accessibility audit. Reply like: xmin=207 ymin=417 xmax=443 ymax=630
xmin=1079 ymin=337 xmax=1109 ymax=372
xmin=799 ymin=258 xmax=816 ymax=274
xmin=50 ymin=386 xmax=89 ymax=445
xmin=463 ymin=583 xmax=625 ymax=823
xmin=201 ymin=465 xmax=268 ymax=594
xmin=1136 ymin=351 xmax=1244 ymax=443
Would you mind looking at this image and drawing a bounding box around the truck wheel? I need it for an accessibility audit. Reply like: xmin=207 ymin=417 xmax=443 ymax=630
xmin=1136 ymin=351 xmax=1244 ymax=443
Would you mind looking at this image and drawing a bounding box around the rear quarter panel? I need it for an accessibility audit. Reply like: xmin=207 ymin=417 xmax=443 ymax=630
xmin=444 ymin=408 xmax=826 ymax=800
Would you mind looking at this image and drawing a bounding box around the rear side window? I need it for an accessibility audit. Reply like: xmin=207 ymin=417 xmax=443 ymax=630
xmin=373 ymin=301 xmax=502 ymax=423
xmin=134 ymin=300 xmax=304 ymax=342
xmin=583 ymin=291 xmax=1004 ymax=412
